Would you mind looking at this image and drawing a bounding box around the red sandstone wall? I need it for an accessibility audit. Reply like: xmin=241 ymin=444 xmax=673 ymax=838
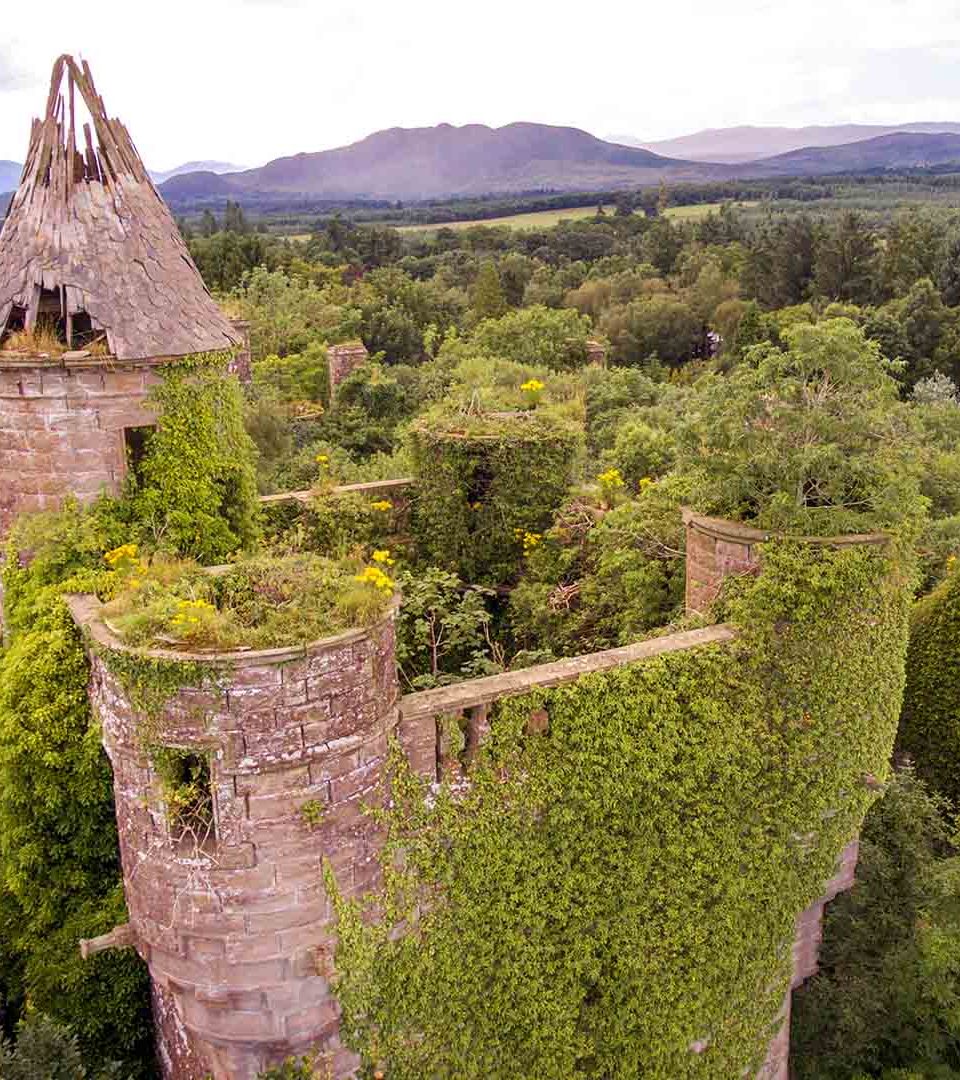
xmin=77 ymin=600 xmax=399 ymax=1080
xmin=0 ymin=358 xmax=160 ymax=534
xmin=682 ymin=508 xmax=767 ymax=615
xmin=327 ymin=342 xmax=369 ymax=399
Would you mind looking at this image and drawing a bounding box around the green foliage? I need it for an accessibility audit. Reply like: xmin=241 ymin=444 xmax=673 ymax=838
xmin=409 ymin=404 xmax=584 ymax=585
xmin=0 ymin=518 xmax=153 ymax=1074
xmin=470 ymin=260 xmax=507 ymax=321
xmin=509 ymin=478 xmax=688 ymax=655
xmin=131 ymin=356 xmax=261 ymax=562
xmin=328 ymin=541 xmax=910 ymax=1079
xmin=601 ymin=294 xmax=701 ymax=367
xmin=232 ymin=266 xmax=360 ymax=360
xmin=900 ymin=567 xmax=960 ymax=805
xmin=394 ymin=567 xmax=499 ymax=689
xmin=471 ymin=305 xmax=594 ymax=369
xmin=792 ymin=768 xmax=960 ymax=1078
xmin=0 ymin=1014 xmax=85 ymax=1080
xmin=102 ymin=553 xmax=395 ymax=650
xmin=252 ymin=343 xmax=330 ymax=409
xmin=677 ymin=319 xmax=925 ymax=536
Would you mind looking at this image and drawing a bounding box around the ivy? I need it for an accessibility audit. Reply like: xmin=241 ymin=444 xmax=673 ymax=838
xmin=899 ymin=566 xmax=960 ymax=804
xmin=409 ymin=408 xmax=583 ymax=585
xmin=130 ymin=353 xmax=261 ymax=562
xmin=327 ymin=541 xmax=911 ymax=1079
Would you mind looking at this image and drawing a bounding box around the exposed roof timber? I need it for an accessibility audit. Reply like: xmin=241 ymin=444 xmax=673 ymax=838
xmin=0 ymin=55 xmax=240 ymax=360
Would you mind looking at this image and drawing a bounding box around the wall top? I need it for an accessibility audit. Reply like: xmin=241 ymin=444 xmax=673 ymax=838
xmin=681 ymin=508 xmax=890 ymax=548
xmin=64 ymin=592 xmax=400 ymax=667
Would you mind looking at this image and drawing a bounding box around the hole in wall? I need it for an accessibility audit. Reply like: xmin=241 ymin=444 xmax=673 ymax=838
xmin=152 ymin=748 xmax=217 ymax=853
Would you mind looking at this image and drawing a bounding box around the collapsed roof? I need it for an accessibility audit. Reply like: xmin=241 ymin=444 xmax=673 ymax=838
xmin=0 ymin=55 xmax=240 ymax=360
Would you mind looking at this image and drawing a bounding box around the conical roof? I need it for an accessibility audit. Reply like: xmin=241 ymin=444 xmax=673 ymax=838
xmin=0 ymin=55 xmax=240 ymax=361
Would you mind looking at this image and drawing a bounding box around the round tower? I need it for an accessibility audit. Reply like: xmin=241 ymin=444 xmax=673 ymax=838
xmin=0 ymin=55 xmax=240 ymax=535
xmin=69 ymin=594 xmax=400 ymax=1080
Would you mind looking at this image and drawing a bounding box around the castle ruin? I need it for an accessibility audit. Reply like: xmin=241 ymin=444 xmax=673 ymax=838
xmin=0 ymin=55 xmax=241 ymax=534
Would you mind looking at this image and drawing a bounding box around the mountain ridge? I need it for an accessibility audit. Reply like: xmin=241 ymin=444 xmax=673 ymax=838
xmin=615 ymin=122 xmax=960 ymax=163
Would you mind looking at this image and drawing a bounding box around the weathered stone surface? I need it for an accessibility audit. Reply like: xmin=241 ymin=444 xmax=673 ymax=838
xmin=71 ymin=597 xmax=401 ymax=1080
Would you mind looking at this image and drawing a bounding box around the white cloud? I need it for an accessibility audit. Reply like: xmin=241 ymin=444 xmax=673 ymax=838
xmin=1 ymin=0 xmax=959 ymax=168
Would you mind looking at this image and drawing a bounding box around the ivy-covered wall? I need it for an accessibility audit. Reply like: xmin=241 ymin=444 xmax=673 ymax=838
xmin=899 ymin=567 xmax=960 ymax=804
xmin=328 ymin=540 xmax=912 ymax=1079
xmin=409 ymin=412 xmax=583 ymax=585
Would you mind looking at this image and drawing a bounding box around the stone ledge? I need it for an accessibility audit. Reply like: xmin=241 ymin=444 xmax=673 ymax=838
xmin=260 ymin=476 xmax=416 ymax=506
xmin=399 ymin=624 xmax=738 ymax=721
xmin=681 ymin=507 xmax=889 ymax=548
xmin=63 ymin=593 xmax=400 ymax=667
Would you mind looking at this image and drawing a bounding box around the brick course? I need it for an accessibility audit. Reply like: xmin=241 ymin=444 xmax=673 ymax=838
xmin=0 ymin=356 xmax=162 ymax=534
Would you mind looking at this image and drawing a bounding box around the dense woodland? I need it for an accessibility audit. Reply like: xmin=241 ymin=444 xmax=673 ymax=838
xmin=4 ymin=187 xmax=960 ymax=1077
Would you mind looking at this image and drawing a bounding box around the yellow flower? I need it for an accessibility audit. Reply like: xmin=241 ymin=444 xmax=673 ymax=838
xmin=315 ymin=453 xmax=329 ymax=465
xmin=371 ymin=499 xmax=392 ymax=511
xmin=372 ymin=549 xmax=395 ymax=566
xmin=639 ymin=476 xmax=655 ymax=489
xmin=355 ymin=565 xmax=395 ymax=593
xmin=521 ymin=531 xmax=541 ymax=554
xmin=597 ymin=468 xmax=625 ymax=489
xmin=104 ymin=543 xmax=138 ymax=567
xmin=520 ymin=378 xmax=545 ymax=394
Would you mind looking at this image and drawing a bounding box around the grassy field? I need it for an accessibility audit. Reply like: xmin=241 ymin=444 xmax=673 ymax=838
xmin=282 ymin=200 xmax=760 ymax=240
xmin=664 ymin=200 xmax=759 ymax=220
xmin=396 ymin=205 xmax=616 ymax=233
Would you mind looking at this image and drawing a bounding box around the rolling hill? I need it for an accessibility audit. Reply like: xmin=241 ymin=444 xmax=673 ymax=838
xmin=616 ymin=123 xmax=960 ymax=163
xmin=160 ymin=123 xmax=721 ymax=204
xmin=149 ymin=160 xmax=248 ymax=184
xmin=747 ymin=131 xmax=960 ymax=176
xmin=148 ymin=125 xmax=960 ymax=208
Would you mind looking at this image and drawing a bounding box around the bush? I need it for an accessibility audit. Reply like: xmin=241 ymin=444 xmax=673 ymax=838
xmin=791 ymin=769 xmax=960 ymax=1078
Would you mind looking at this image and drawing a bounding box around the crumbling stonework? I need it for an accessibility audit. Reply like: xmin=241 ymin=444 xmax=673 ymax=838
xmin=68 ymin=595 xmax=400 ymax=1080
xmin=0 ymin=356 xmax=161 ymax=534
xmin=327 ymin=342 xmax=369 ymax=398
xmin=682 ymin=508 xmax=889 ymax=615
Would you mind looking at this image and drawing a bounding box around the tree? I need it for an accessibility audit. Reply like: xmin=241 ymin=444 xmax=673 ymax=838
xmin=676 ymin=318 xmax=923 ymax=535
xmin=814 ymin=211 xmax=879 ymax=305
xmin=470 ymin=261 xmax=507 ymax=321
xmin=472 ymin=306 xmax=594 ymax=370
xmin=791 ymin=769 xmax=960 ymax=1079
xmin=601 ymin=295 xmax=701 ymax=367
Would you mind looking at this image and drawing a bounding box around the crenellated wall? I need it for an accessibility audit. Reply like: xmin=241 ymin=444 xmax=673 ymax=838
xmin=68 ymin=594 xmax=400 ymax=1080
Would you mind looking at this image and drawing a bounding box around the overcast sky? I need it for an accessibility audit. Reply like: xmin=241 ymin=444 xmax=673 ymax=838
xmin=2 ymin=0 xmax=960 ymax=169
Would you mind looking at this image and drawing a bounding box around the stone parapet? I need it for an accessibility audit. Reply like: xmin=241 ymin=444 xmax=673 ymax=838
xmin=66 ymin=594 xmax=400 ymax=1080
xmin=682 ymin=508 xmax=888 ymax=615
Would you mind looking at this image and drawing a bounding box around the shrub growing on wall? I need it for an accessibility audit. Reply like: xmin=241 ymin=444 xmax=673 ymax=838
xmin=329 ymin=539 xmax=912 ymax=1078
xmin=131 ymin=354 xmax=260 ymax=562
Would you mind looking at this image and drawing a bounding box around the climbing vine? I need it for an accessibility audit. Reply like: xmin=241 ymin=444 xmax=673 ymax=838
xmin=409 ymin=406 xmax=583 ymax=585
xmin=327 ymin=541 xmax=912 ymax=1079
xmin=130 ymin=352 xmax=261 ymax=562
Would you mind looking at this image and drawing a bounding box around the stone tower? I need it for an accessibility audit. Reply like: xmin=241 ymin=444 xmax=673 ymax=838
xmin=70 ymin=594 xmax=400 ymax=1079
xmin=0 ymin=55 xmax=240 ymax=534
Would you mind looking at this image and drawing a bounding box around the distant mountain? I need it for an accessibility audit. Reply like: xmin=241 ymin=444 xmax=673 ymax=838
xmin=160 ymin=122 xmax=721 ymax=204
xmin=149 ymin=160 xmax=247 ymax=184
xmin=747 ymin=131 xmax=960 ymax=176
xmin=0 ymin=160 xmax=22 ymax=194
xmin=614 ymin=124 xmax=960 ymax=164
